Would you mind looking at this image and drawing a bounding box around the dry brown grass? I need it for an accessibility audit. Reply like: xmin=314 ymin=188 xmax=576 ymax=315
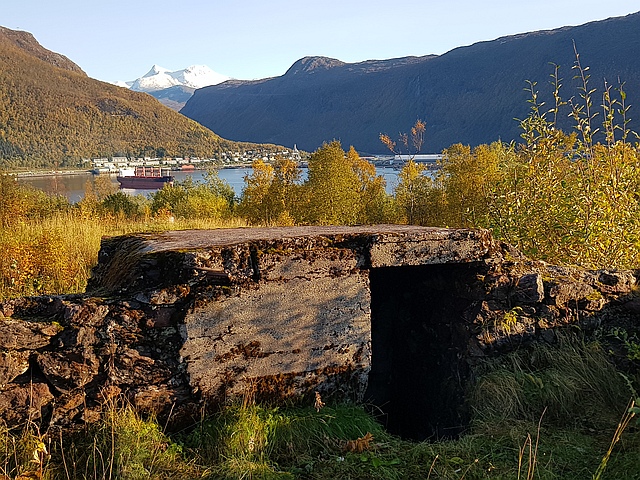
xmin=0 ymin=213 xmax=247 ymax=299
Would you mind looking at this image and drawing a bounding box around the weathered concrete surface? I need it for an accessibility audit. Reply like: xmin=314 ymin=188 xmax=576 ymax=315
xmin=0 ymin=225 xmax=638 ymax=437
xmin=88 ymin=225 xmax=498 ymax=294
xmin=89 ymin=225 xmax=498 ymax=406
xmin=181 ymin=269 xmax=371 ymax=402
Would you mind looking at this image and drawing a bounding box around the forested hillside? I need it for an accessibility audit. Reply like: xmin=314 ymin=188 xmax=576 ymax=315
xmin=0 ymin=27 xmax=251 ymax=169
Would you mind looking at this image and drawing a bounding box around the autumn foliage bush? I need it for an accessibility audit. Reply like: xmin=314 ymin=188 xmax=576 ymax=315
xmin=392 ymin=59 xmax=640 ymax=269
xmin=239 ymin=143 xmax=395 ymax=226
xmin=0 ymin=173 xmax=243 ymax=298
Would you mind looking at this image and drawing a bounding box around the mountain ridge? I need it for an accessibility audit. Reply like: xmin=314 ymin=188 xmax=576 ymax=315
xmin=0 ymin=26 xmax=85 ymax=74
xmin=0 ymin=27 xmax=261 ymax=168
xmin=116 ymin=64 xmax=230 ymax=111
xmin=181 ymin=12 xmax=640 ymax=153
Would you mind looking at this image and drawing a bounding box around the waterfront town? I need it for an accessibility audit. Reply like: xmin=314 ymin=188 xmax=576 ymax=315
xmin=90 ymin=145 xmax=304 ymax=173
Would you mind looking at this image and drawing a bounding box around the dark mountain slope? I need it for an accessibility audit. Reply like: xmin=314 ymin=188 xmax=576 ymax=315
xmin=181 ymin=12 xmax=640 ymax=153
xmin=147 ymin=85 xmax=196 ymax=111
xmin=0 ymin=27 xmax=247 ymax=168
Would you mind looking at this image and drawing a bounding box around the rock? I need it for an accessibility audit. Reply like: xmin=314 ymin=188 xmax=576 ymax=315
xmin=97 ymin=385 xmax=121 ymax=403
xmin=134 ymin=285 xmax=190 ymax=305
xmin=56 ymin=325 xmax=98 ymax=349
xmin=145 ymin=307 xmax=176 ymax=328
xmin=513 ymin=273 xmax=544 ymax=303
xmin=36 ymin=351 xmax=100 ymax=393
xmin=548 ymin=282 xmax=598 ymax=307
xmin=0 ymin=351 xmax=30 ymax=387
xmin=49 ymin=390 xmax=86 ymax=425
xmin=62 ymin=301 xmax=109 ymax=327
xmin=484 ymin=274 xmax=512 ymax=301
xmin=0 ymin=320 xmax=61 ymax=350
xmin=0 ymin=383 xmax=53 ymax=425
xmin=597 ymin=270 xmax=636 ymax=294
xmin=623 ymin=298 xmax=640 ymax=314
xmin=538 ymin=304 xmax=562 ymax=323
xmin=130 ymin=384 xmax=192 ymax=415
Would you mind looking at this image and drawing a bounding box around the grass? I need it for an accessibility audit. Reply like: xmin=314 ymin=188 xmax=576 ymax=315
xmin=0 ymin=422 xmax=50 ymax=480
xmin=470 ymin=335 xmax=632 ymax=430
xmin=0 ymin=336 xmax=637 ymax=479
xmin=187 ymin=402 xmax=390 ymax=479
xmin=0 ymin=213 xmax=247 ymax=300
xmin=56 ymin=403 xmax=202 ymax=480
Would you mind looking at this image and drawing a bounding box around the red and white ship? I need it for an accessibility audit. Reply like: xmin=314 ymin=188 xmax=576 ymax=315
xmin=117 ymin=166 xmax=174 ymax=189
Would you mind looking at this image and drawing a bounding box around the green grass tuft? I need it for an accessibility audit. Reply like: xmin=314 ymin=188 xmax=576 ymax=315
xmin=57 ymin=403 xmax=201 ymax=480
xmin=470 ymin=333 xmax=631 ymax=431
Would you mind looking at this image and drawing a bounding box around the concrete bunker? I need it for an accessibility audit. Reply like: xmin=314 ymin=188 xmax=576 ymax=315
xmin=85 ymin=226 xmax=498 ymax=440
xmin=366 ymin=263 xmax=481 ymax=440
xmin=3 ymin=225 xmax=637 ymax=437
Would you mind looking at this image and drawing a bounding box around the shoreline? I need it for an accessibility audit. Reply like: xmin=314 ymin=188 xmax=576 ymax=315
xmin=9 ymin=169 xmax=93 ymax=178
xmin=7 ymin=164 xmax=259 ymax=179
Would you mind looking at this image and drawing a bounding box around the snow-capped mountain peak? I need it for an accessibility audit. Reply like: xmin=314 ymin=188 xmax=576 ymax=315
xmin=120 ymin=64 xmax=230 ymax=93
xmin=143 ymin=64 xmax=170 ymax=77
xmin=173 ymin=64 xmax=230 ymax=89
xmin=130 ymin=68 xmax=180 ymax=92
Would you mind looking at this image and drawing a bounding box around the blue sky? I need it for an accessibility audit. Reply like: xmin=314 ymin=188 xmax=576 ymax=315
xmin=3 ymin=1 xmax=640 ymax=83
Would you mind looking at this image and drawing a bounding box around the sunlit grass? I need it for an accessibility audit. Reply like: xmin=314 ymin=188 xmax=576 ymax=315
xmin=0 ymin=213 xmax=248 ymax=300
xmin=51 ymin=401 xmax=204 ymax=480
xmin=4 ymin=398 xmax=635 ymax=479
xmin=0 ymin=338 xmax=638 ymax=479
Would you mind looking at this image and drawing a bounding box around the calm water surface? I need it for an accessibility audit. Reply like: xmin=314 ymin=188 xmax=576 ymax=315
xmin=17 ymin=167 xmax=400 ymax=203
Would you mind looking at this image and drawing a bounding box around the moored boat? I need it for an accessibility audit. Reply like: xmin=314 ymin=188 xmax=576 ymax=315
xmin=117 ymin=166 xmax=174 ymax=189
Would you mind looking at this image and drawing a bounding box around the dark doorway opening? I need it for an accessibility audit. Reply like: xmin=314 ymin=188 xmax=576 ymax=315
xmin=365 ymin=263 xmax=481 ymax=440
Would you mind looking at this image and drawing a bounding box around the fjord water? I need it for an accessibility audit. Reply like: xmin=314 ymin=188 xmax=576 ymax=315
xmin=17 ymin=166 xmax=400 ymax=202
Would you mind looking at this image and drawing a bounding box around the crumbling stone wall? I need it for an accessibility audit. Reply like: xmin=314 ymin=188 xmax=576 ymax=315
xmin=0 ymin=225 xmax=638 ymax=435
